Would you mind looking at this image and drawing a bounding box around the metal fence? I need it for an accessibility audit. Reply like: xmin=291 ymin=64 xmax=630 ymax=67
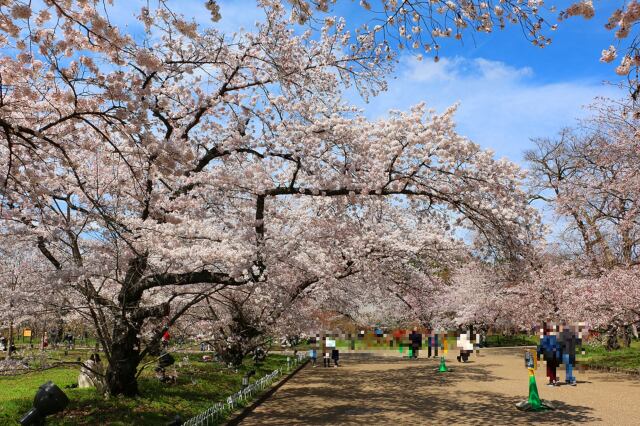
xmin=181 ymin=354 xmax=306 ymax=426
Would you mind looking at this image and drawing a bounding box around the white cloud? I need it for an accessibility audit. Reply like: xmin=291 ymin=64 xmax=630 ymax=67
xmin=405 ymin=57 xmax=533 ymax=83
xmin=356 ymin=55 xmax=623 ymax=164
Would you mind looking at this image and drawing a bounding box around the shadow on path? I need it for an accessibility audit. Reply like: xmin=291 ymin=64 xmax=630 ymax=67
xmin=240 ymin=354 xmax=600 ymax=425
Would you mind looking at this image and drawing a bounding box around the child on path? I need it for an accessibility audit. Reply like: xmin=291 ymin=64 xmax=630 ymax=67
xmin=309 ymin=347 xmax=317 ymax=367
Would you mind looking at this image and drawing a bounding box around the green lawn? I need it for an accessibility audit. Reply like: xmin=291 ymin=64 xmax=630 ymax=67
xmin=0 ymin=353 xmax=290 ymax=425
xmin=483 ymin=334 xmax=538 ymax=347
xmin=577 ymin=340 xmax=640 ymax=371
xmin=7 ymin=337 xmax=101 ymax=351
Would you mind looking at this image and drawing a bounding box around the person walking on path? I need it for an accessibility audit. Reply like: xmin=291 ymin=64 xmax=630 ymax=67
xmin=331 ymin=348 xmax=340 ymax=367
xmin=456 ymin=330 xmax=474 ymax=362
xmin=442 ymin=331 xmax=450 ymax=355
xmin=392 ymin=328 xmax=402 ymax=349
xmin=408 ymin=327 xmax=422 ymax=359
xmin=538 ymin=324 xmax=561 ymax=386
xmin=559 ymin=323 xmax=581 ymax=386
xmin=428 ymin=330 xmax=439 ymax=358
xmin=322 ymin=337 xmax=331 ymax=368
xmin=309 ymin=347 xmax=317 ymax=367
xmin=374 ymin=327 xmax=383 ymax=345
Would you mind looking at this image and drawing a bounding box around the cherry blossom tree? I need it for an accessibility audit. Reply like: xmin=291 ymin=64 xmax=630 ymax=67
xmin=578 ymin=266 xmax=640 ymax=348
xmin=524 ymin=98 xmax=640 ymax=348
xmin=526 ymin=129 xmax=639 ymax=268
xmin=186 ymin=199 xmax=468 ymax=357
xmin=0 ymin=240 xmax=37 ymax=358
xmin=508 ymin=257 xmax=640 ymax=349
xmin=0 ymin=0 xmax=539 ymax=395
xmin=434 ymin=262 xmax=518 ymax=333
xmin=0 ymin=237 xmax=78 ymax=357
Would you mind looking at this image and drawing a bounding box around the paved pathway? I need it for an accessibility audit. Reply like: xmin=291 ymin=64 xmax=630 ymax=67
xmin=238 ymin=348 xmax=640 ymax=425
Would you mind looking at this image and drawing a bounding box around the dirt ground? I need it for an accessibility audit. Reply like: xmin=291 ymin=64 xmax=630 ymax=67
xmin=237 ymin=348 xmax=640 ymax=425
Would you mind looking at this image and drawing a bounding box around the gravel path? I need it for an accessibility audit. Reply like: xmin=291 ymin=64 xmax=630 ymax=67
xmin=237 ymin=348 xmax=640 ymax=425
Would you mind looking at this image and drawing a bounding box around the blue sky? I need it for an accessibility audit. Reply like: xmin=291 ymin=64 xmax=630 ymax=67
xmin=105 ymin=0 xmax=627 ymax=165
xmin=211 ymin=0 xmax=626 ymax=165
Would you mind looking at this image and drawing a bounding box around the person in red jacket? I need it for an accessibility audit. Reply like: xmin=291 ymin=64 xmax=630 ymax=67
xmin=161 ymin=327 xmax=170 ymax=350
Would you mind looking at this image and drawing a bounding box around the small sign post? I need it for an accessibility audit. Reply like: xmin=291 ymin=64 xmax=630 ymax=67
xmin=516 ymin=349 xmax=554 ymax=411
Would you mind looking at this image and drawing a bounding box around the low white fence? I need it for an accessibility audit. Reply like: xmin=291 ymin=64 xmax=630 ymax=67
xmin=181 ymin=354 xmax=306 ymax=426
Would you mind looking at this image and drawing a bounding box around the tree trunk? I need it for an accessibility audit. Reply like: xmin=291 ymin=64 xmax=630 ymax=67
xmin=54 ymin=317 xmax=64 ymax=348
xmin=105 ymin=319 xmax=141 ymax=396
xmin=622 ymin=325 xmax=632 ymax=348
xmin=605 ymin=325 xmax=620 ymax=351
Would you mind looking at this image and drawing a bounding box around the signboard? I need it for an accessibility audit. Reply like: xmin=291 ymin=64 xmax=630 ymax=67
xmin=23 ymin=328 xmax=32 ymax=337
xmin=326 ymin=339 xmax=336 ymax=348
xmin=524 ymin=349 xmax=537 ymax=369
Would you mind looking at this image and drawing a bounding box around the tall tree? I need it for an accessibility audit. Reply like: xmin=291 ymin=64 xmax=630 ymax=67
xmin=1 ymin=1 xmax=539 ymax=395
xmin=525 ymin=99 xmax=640 ymax=348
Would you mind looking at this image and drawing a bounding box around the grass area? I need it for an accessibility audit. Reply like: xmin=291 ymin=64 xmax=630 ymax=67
xmin=0 ymin=353 xmax=290 ymax=425
xmin=8 ymin=337 xmax=101 ymax=351
xmin=577 ymin=339 xmax=640 ymax=371
xmin=483 ymin=334 xmax=538 ymax=347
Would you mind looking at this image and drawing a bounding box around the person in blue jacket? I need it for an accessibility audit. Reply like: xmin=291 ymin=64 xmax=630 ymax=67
xmin=308 ymin=347 xmax=317 ymax=367
xmin=537 ymin=323 xmax=561 ymax=386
